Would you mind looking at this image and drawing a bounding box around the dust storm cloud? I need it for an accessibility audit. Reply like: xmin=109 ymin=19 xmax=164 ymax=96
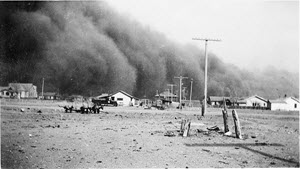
xmin=0 ymin=1 xmax=298 ymax=99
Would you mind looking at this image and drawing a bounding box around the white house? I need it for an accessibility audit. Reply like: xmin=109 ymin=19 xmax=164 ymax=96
xmin=268 ymin=97 xmax=299 ymax=111
xmin=285 ymin=97 xmax=300 ymax=111
xmin=238 ymin=95 xmax=268 ymax=108
xmin=112 ymin=90 xmax=139 ymax=106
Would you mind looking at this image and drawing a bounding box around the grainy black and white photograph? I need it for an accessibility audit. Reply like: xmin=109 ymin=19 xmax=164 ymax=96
xmin=0 ymin=0 xmax=299 ymax=168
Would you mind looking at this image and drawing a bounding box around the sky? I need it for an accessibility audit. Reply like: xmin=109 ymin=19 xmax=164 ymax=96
xmin=106 ymin=0 xmax=299 ymax=73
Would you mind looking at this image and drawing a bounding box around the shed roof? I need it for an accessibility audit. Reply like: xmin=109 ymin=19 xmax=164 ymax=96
xmin=159 ymin=91 xmax=178 ymax=97
xmin=96 ymin=93 xmax=111 ymax=98
xmin=42 ymin=92 xmax=59 ymax=96
xmin=209 ymin=96 xmax=230 ymax=102
xmin=269 ymin=100 xmax=287 ymax=104
xmin=0 ymin=86 xmax=9 ymax=91
xmin=247 ymin=95 xmax=268 ymax=102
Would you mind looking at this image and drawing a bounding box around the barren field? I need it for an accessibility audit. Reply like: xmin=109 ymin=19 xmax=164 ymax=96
xmin=1 ymin=99 xmax=299 ymax=168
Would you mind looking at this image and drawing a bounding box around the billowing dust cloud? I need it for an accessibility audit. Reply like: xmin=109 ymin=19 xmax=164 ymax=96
xmin=0 ymin=1 xmax=298 ymax=99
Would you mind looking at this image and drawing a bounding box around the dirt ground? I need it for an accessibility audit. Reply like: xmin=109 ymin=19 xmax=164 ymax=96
xmin=1 ymin=99 xmax=299 ymax=168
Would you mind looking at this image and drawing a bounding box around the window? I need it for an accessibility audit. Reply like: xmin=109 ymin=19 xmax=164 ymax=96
xmin=117 ymin=98 xmax=123 ymax=101
xmin=295 ymin=104 xmax=297 ymax=108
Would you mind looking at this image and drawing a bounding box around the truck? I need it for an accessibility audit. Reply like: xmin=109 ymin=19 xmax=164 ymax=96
xmin=92 ymin=97 xmax=118 ymax=107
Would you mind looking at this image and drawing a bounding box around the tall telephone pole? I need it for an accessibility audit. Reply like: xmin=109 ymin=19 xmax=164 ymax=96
xmin=174 ymin=76 xmax=188 ymax=109
xmin=167 ymin=84 xmax=177 ymax=102
xmin=192 ymin=38 xmax=221 ymax=116
xmin=189 ymin=78 xmax=193 ymax=106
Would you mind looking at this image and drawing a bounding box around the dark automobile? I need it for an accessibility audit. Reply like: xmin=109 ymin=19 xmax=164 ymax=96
xmin=92 ymin=97 xmax=118 ymax=107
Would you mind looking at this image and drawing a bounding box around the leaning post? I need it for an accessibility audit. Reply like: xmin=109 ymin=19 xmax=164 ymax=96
xmin=232 ymin=109 xmax=242 ymax=139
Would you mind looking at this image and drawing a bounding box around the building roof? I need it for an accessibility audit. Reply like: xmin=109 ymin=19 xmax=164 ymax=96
xmin=9 ymin=83 xmax=36 ymax=92
xmin=96 ymin=93 xmax=111 ymax=98
xmin=70 ymin=95 xmax=83 ymax=98
xmin=236 ymin=99 xmax=247 ymax=104
xmin=158 ymin=91 xmax=178 ymax=98
xmin=0 ymin=86 xmax=9 ymax=91
xmin=113 ymin=90 xmax=139 ymax=100
xmin=247 ymin=95 xmax=268 ymax=102
xmin=42 ymin=92 xmax=59 ymax=97
xmin=269 ymin=100 xmax=287 ymax=104
xmin=209 ymin=96 xmax=230 ymax=102
xmin=269 ymin=97 xmax=299 ymax=104
xmin=289 ymin=97 xmax=300 ymax=103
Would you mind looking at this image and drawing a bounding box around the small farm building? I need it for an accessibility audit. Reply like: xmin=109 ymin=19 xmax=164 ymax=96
xmin=269 ymin=97 xmax=300 ymax=111
xmin=268 ymin=100 xmax=287 ymax=111
xmin=208 ymin=96 xmax=232 ymax=107
xmin=155 ymin=91 xmax=178 ymax=102
xmin=112 ymin=90 xmax=139 ymax=106
xmin=0 ymin=86 xmax=17 ymax=98
xmin=41 ymin=92 xmax=61 ymax=100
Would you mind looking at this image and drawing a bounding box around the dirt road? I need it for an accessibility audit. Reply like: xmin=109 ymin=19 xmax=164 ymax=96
xmin=1 ymin=101 xmax=299 ymax=168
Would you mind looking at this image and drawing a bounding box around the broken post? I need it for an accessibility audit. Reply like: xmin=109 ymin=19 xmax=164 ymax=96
xmin=180 ymin=119 xmax=186 ymax=133
xmin=183 ymin=119 xmax=191 ymax=137
xmin=222 ymin=97 xmax=229 ymax=133
xmin=180 ymin=119 xmax=191 ymax=137
xmin=222 ymin=110 xmax=229 ymax=133
xmin=232 ymin=109 xmax=242 ymax=139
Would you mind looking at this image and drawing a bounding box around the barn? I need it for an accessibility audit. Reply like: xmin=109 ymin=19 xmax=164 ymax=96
xmin=112 ymin=90 xmax=139 ymax=106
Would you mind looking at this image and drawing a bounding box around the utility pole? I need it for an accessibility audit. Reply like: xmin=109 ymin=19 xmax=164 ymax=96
xmin=165 ymin=89 xmax=170 ymax=101
xmin=192 ymin=38 xmax=221 ymax=116
xmin=167 ymin=84 xmax=177 ymax=102
xmin=190 ymin=78 xmax=193 ymax=107
xmin=182 ymin=87 xmax=187 ymax=100
xmin=41 ymin=77 xmax=44 ymax=99
xmin=174 ymin=76 xmax=188 ymax=109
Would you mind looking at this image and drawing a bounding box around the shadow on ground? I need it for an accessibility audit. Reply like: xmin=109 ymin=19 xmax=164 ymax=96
xmin=185 ymin=142 xmax=299 ymax=166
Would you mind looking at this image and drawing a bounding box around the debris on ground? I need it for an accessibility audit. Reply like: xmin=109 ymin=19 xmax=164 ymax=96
xmin=219 ymin=161 xmax=229 ymax=165
xmin=164 ymin=131 xmax=176 ymax=137
xmin=207 ymin=125 xmax=220 ymax=131
xmin=224 ymin=131 xmax=232 ymax=136
xmin=202 ymin=149 xmax=211 ymax=152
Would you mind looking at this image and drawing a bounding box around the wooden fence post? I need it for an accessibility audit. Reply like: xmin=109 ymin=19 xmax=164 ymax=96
xmin=180 ymin=119 xmax=186 ymax=133
xmin=181 ymin=119 xmax=191 ymax=137
xmin=222 ymin=98 xmax=229 ymax=133
xmin=183 ymin=119 xmax=191 ymax=137
xmin=222 ymin=110 xmax=229 ymax=133
xmin=232 ymin=109 xmax=242 ymax=139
